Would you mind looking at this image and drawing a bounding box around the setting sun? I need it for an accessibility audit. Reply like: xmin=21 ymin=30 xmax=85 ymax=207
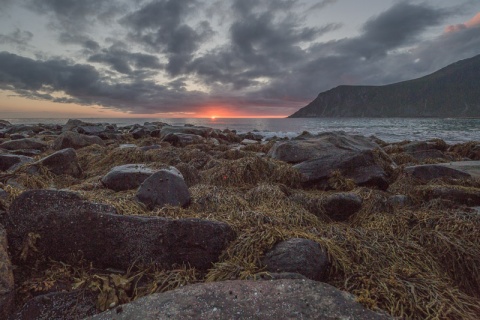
xmin=211 ymin=115 xmax=217 ymax=120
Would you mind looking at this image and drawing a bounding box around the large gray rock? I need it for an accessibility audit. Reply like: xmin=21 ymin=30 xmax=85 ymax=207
xmin=0 ymin=154 xmax=34 ymax=172
xmin=136 ymin=168 xmax=191 ymax=209
xmin=10 ymin=291 xmax=97 ymax=320
xmin=269 ymin=132 xmax=391 ymax=190
xmin=89 ymin=279 xmax=392 ymax=320
xmin=405 ymin=164 xmax=471 ymax=182
xmin=322 ymin=192 xmax=363 ymax=221
xmin=162 ymin=133 xmax=205 ymax=147
xmin=421 ymin=186 xmax=480 ymax=206
xmin=436 ymin=161 xmax=480 ymax=178
xmin=160 ymin=125 xmax=213 ymax=139
xmin=0 ymin=224 xmax=14 ymax=319
xmin=262 ymin=238 xmax=329 ymax=281
xmin=53 ymin=131 xmax=105 ymax=150
xmin=35 ymin=148 xmax=82 ymax=177
xmin=0 ymin=138 xmax=47 ymax=151
xmin=5 ymin=190 xmax=235 ymax=270
xmin=101 ymin=164 xmax=155 ymax=191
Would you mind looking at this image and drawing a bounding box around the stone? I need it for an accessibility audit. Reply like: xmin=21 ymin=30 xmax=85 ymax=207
xmin=76 ymin=125 xmax=108 ymax=136
xmin=136 ymin=168 xmax=191 ymax=209
xmin=101 ymin=164 xmax=155 ymax=191
xmin=62 ymin=119 xmax=91 ymax=132
xmin=404 ymin=164 xmax=471 ymax=182
xmin=53 ymin=131 xmax=105 ymax=150
xmin=35 ymin=148 xmax=82 ymax=177
xmin=160 ymin=125 xmax=213 ymax=139
xmin=0 ymin=138 xmax=47 ymax=151
xmin=162 ymin=133 xmax=205 ymax=147
xmin=420 ymin=186 xmax=480 ymax=206
xmin=262 ymin=238 xmax=329 ymax=281
xmin=10 ymin=291 xmax=97 ymax=320
xmin=0 ymin=154 xmax=34 ymax=172
xmin=269 ymin=132 xmax=392 ymax=190
xmin=6 ymin=190 xmax=234 ymax=270
xmin=436 ymin=161 xmax=480 ymax=178
xmin=9 ymin=134 xmax=27 ymax=140
xmin=89 ymin=279 xmax=392 ymax=320
xmin=0 ymin=223 xmax=14 ymax=319
xmin=241 ymin=139 xmax=258 ymax=145
xmin=322 ymin=192 xmax=363 ymax=221
xmin=294 ymin=150 xmax=390 ymax=190
xmin=131 ymin=128 xmax=147 ymax=139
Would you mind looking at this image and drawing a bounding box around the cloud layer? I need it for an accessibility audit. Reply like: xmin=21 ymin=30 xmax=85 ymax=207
xmin=0 ymin=0 xmax=479 ymax=116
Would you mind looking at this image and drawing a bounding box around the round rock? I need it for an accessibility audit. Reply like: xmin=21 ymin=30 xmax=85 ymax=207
xmin=136 ymin=168 xmax=191 ymax=209
xmin=101 ymin=164 xmax=155 ymax=191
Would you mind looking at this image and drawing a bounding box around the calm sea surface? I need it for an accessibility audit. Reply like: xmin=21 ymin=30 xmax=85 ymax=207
xmin=4 ymin=118 xmax=480 ymax=144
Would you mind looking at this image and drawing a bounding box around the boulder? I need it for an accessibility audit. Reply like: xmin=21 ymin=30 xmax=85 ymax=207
xmin=0 ymin=138 xmax=47 ymax=151
xmin=6 ymin=190 xmax=234 ymax=270
xmin=269 ymin=132 xmax=391 ymax=190
xmin=160 ymin=126 xmax=213 ymax=139
xmin=89 ymin=279 xmax=392 ymax=320
xmin=0 ymin=120 xmax=11 ymax=128
xmin=322 ymin=192 xmax=363 ymax=221
xmin=131 ymin=128 xmax=148 ymax=139
xmin=262 ymin=238 xmax=329 ymax=281
xmin=420 ymin=186 xmax=480 ymax=206
xmin=10 ymin=291 xmax=97 ymax=320
xmin=0 ymin=224 xmax=14 ymax=319
xmin=294 ymin=150 xmax=390 ymax=190
xmin=436 ymin=161 xmax=480 ymax=178
xmin=35 ymin=148 xmax=83 ymax=178
xmin=76 ymin=125 xmax=108 ymax=136
xmin=404 ymin=164 xmax=471 ymax=182
xmin=162 ymin=133 xmax=205 ymax=147
xmin=9 ymin=134 xmax=27 ymax=140
xmin=0 ymin=154 xmax=34 ymax=172
xmin=101 ymin=164 xmax=155 ymax=191
xmin=53 ymin=131 xmax=105 ymax=150
xmin=62 ymin=119 xmax=91 ymax=132
xmin=136 ymin=168 xmax=191 ymax=209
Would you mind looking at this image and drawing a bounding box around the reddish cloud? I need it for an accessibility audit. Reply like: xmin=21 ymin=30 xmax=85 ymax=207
xmin=445 ymin=12 xmax=480 ymax=33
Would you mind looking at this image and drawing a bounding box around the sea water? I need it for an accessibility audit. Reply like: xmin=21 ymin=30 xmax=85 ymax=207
xmin=4 ymin=117 xmax=480 ymax=144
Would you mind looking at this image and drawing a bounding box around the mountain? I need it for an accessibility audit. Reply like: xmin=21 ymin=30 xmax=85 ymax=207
xmin=289 ymin=54 xmax=480 ymax=118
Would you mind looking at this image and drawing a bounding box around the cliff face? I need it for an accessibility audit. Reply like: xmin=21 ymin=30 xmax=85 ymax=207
xmin=289 ymin=54 xmax=480 ymax=118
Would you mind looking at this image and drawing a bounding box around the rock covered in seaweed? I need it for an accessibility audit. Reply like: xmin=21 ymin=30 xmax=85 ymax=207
xmin=5 ymin=190 xmax=235 ymax=271
xmin=89 ymin=279 xmax=392 ymax=320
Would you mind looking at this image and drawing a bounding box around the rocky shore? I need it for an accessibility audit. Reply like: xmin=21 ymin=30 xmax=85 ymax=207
xmin=0 ymin=119 xmax=479 ymax=319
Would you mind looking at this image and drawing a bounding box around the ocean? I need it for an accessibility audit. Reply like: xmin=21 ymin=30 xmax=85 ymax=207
xmin=4 ymin=117 xmax=480 ymax=144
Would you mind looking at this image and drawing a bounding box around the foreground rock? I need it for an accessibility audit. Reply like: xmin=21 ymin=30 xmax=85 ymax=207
xmin=101 ymin=164 xmax=155 ymax=191
xmin=0 ymin=138 xmax=47 ymax=151
xmin=0 ymin=154 xmax=34 ymax=172
xmin=53 ymin=131 xmax=105 ymax=150
xmin=89 ymin=279 xmax=392 ymax=320
xmin=262 ymin=238 xmax=329 ymax=281
xmin=0 ymin=225 xmax=14 ymax=318
xmin=269 ymin=132 xmax=391 ymax=190
xmin=405 ymin=164 xmax=471 ymax=182
xmin=322 ymin=192 xmax=363 ymax=221
xmin=10 ymin=291 xmax=97 ymax=320
xmin=136 ymin=168 xmax=191 ymax=209
xmin=6 ymin=190 xmax=235 ymax=270
xmin=35 ymin=148 xmax=83 ymax=178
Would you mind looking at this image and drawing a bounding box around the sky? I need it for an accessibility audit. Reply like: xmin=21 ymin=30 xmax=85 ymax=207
xmin=0 ymin=0 xmax=479 ymax=119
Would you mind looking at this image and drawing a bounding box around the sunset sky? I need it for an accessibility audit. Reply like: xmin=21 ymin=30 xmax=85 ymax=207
xmin=0 ymin=0 xmax=479 ymax=118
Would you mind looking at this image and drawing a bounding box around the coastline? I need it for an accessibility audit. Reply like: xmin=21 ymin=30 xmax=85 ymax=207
xmin=1 ymin=118 xmax=479 ymax=319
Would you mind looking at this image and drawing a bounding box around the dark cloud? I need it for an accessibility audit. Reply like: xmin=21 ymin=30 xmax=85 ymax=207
xmin=308 ymin=0 xmax=338 ymax=11
xmin=0 ymin=28 xmax=33 ymax=49
xmin=58 ymin=33 xmax=101 ymax=52
xmin=88 ymin=47 xmax=163 ymax=75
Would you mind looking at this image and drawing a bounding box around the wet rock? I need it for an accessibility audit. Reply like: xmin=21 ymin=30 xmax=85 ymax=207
xmin=0 ymin=154 xmax=34 ymax=172
xmin=6 ymin=190 xmax=234 ymax=270
xmin=262 ymin=238 xmax=329 ymax=281
xmin=405 ymin=164 xmax=471 ymax=182
xmin=0 ymin=138 xmax=47 ymax=151
xmin=101 ymin=164 xmax=155 ymax=191
xmin=136 ymin=168 xmax=191 ymax=209
xmin=35 ymin=148 xmax=83 ymax=178
xmin=162 ymin=133 xmax=205 ymax=147
xmin=269 ymin=132 xmax=391 ymax=190
xmin=0 ymin=224 xmax=14 ymax=319
xmin=322 ymin=192 xmax=363 ymax=221
xmin=10 ymin=291 xmax=97 ymax=320
xmin=89 ymin=279 xmax=392 ymax=320
xmin=53 ymin=131 xmax=105 ymax=150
